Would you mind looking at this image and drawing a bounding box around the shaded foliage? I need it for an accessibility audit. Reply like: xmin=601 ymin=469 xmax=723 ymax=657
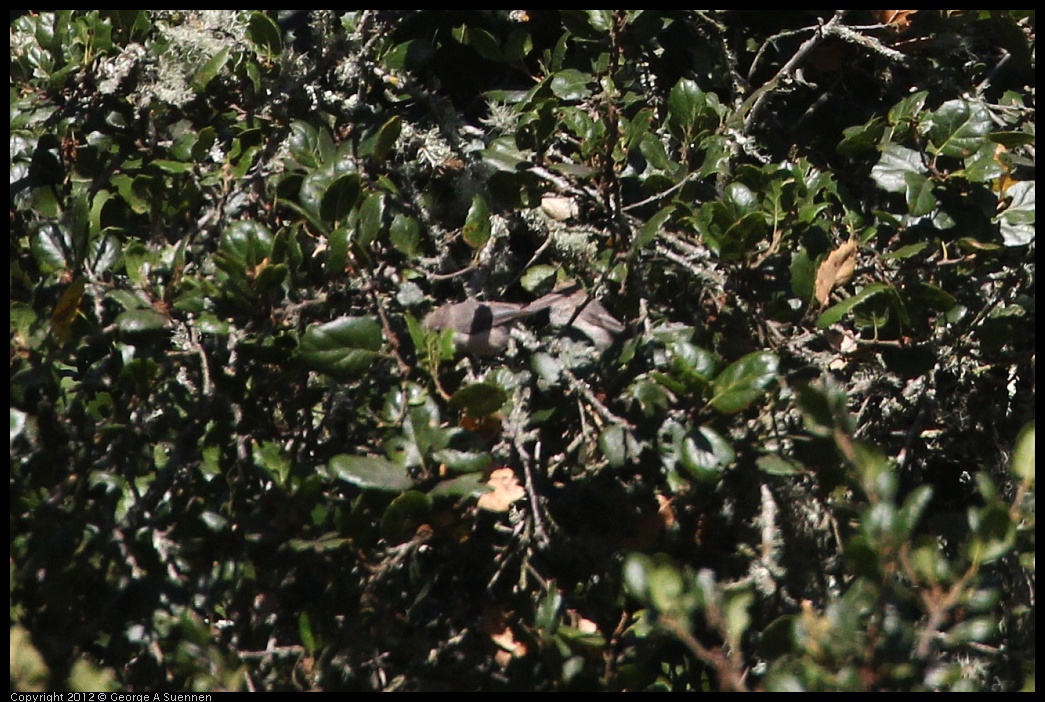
xmin=10 ymin=10 xmax=1035 ymax=691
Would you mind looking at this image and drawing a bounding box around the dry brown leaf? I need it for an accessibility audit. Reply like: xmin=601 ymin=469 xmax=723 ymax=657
xmin=876 ymin=10 xmax=918 ymax=29
xmin=481 ymin=604 xmax=528 ymax=667
xmin=566 ymin=609 xmax=599 ymax=635
xmin=49 ymin=277 xmax=86 ymax=343
xmin=814 ymin=239 xmax=859 ymax=309
xmin=992 ymin=143 xmax=1018 ymax=194
xmin=477 ymin=467 xmax=525 ymax=512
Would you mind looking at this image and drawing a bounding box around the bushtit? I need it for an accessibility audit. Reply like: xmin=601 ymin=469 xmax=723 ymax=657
xmin=423 ymin=298 xmax=540 ymax=356
xmin=423 ymin=283 xmax=625 ymax=356
xmin=544 ymin=283 xmax=625 ymax=351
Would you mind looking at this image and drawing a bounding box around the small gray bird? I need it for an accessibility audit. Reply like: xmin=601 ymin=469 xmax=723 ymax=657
xmin=423 ymin=283 xmax=625 ymax=356
xmin=544 ymin=283 xmax=625 ymax=351
xmin=423 ymin=298 xmax=540 ymax=356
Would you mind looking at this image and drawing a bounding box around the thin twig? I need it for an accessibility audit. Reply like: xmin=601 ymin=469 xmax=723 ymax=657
xmin=741 ymin=11 xmax=850 ymax=135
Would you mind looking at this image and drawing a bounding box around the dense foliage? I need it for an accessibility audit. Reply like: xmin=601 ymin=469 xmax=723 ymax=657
xmin=10 ymin=10 xmax=1035 ymax=691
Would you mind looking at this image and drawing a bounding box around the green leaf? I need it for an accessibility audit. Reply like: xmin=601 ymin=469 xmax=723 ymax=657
xmin=928 ymin=99 xmax=992 ymax=159
xmin=219 ymin=220 xmax=274 ymax=271
xmin=882 ymin=241 xmax=930 ymax=260
xmin=871 ymin=145 xmax=924 ymax=194
xmin=903 ymin=171 xmax=937 ymax=217
xmin=647 ymin=560 xmax=690 ymax=615
xmin=299 ymin=316 xmax=385 ymax=379
xmin=357 ymin=191 xmax=385 ymax=247
xmin=599 ymin=424 xmax=626 ymax=469
xmin=31 ymin=223 xmax=71 ymax=273
xmin=299 ymin=612 xmax=317 ymax=655
xmin=150 ymin=158 xmax=194 ymax=174
xmin=995 ymin=181 xmax=1034 ymax=246
xmin=837 ymin=117 xmax=885 ymax=156
xmin=549 ymin=69 xmax=593 ymax=102
xmin=112 ymin=172 xmax=154 ymax=215
xmin=253 ymin=440 xmax=291 ymax=487
xmin=372 ymin=115 xmax=401 ymax=162
xmin=622 ymin=552 xmax=652 ymax=602
xmin=10 ymin=625 xmax=49 ymax=692
xmin=635 ymin=206 xmax=673 ymax=250
xmin=962 ymin=143 xmax=1006 ymax=183
xmin=326 ymin=225 xmax=349 ymax=280
xmin=389 ymin=213 xmax=420 ymax=256
xmin=535 ymin=588 xmax=564 ymax=633
xmin=115 ymin=309 xmax=169 ymax=334
xmin=381 ymin=38 xmax=434 ymax=72
xmin=520 ymin=264 xmax=559 ymax=293
xmin=816 ymin=282 xmax=891 ymax=328
xmin=678 ymin=426 xmax=734 ymax=483
xmin=429 ymin=449 xmax=492 ymax=474
xmin=668 ymin=78 xmax=703 ymax=136
xmin=320 ymin=172 xmax=361 ymax=225
xmin=887 ymin=90 xmax=928 ymax=125
xmin=503 ymin=28 xmax=533 ymax=63
xmin=448 ymin=382 xmax=507 ymax=417
xmin=709 ymin=351 xmax=779 ymax=414
xmin=288 ymin=121 xmax=323 ymax=169
xmin=380 ymin=490 xmax=431 ymax=542
xmin=481 ymin=137 xmax=530 ymax=172
xmin=560 ymin=10 xmax=615 ymax=38
xmin=625 ymin=378 xmax=671 ymax=417
xmin=427 ymin=473 xmax=491 ymax=500
xmin=722 ymin=588 xmax=753 ymax=650
xmin=1010 ymin=421 xmax=1034 ymax=484
xmin=897 ymin=485 xmax=933 ymax=542
xmin=452 ymin=24 xmax=503 ymax=62
xmin=328 ymin=454 xmax=413 ymax=492
xmin=247 ymin=11 xmax=282 ymax=56
xmin=191 ymin=46 xmax=230 ymax=92
xmin=790 ymin=249 xmax=815 ymax=300
xmin=757 ymin=454 xmax=802 ymax=476
xmin=462 ymin=195 xmax=491 ymax=248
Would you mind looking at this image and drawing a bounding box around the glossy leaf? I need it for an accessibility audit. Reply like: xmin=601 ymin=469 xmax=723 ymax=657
xmin=115 ymin=309 xmax=169 ymax=334
xmin=710 ymin=351 xmax=779 ymax=414
xmin=817 ymin=282 xmax=891 ymax=328
xmin=320 ymin=172 xmax=361 ymax=225
xmin=427 ymin=472 xmax=491 ymax=500
xmin=380 ymin=490 xmax=431 ymax=541
xmin=599 ymin=424 xmax=626 ymax=469
xmin=448 ymin=382 xmax=507 ymax=417
xmin=372 ymin=116 xmax=401 ymax=162
xmin=928 ymin=99 xmax=992 ymax=159
xmin=328 ymin=454 xmax=413 ymax=492
xmin=462 ymin=195 xmax=491 ymax=248
xmin=677 ymin=425 xmax=734 ymax=482
xmin=191 ymin=47 xmax=230 ymax=92
xmin=219 ymin=220 xmax=274 ymax=271
xmin=871 ymin=145 xmax=924 ymax=193
xmin=1010 ymin=421 xmax=1034 ymax=484
xmin=995 ymin=181 xmax=1034 ymax=246
xmin=299 ymin=316 xmax=384 ymax=379
xmin=389 ymin=213 xmax=420 ymax=256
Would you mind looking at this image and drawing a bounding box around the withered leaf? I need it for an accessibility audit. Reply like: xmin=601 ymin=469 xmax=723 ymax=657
xmin=814 ymin=239 xmax=859 ymax=308
xmin=477 ymin=467 xmax=525 ymax=512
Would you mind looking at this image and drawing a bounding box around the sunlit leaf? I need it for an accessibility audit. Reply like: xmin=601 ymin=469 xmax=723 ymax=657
xmin=328 ymin=454 xmax=413 ymax=492
xmin=871 ymin=145 xmax=924 ymax=193
xmin=299 ymin=316 xmax=385 ymax=379
xmin=928 ymin=99 xmax=992 ymax=159
xmin=462 ymin=194 xmax=491 ymax=248
xmin=710 ymin=351 xmax=779 ymax=414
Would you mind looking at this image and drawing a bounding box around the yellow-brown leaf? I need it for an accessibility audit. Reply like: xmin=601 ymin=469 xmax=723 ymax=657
xmin=814 ymin=240 xmax=858 ymax=309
